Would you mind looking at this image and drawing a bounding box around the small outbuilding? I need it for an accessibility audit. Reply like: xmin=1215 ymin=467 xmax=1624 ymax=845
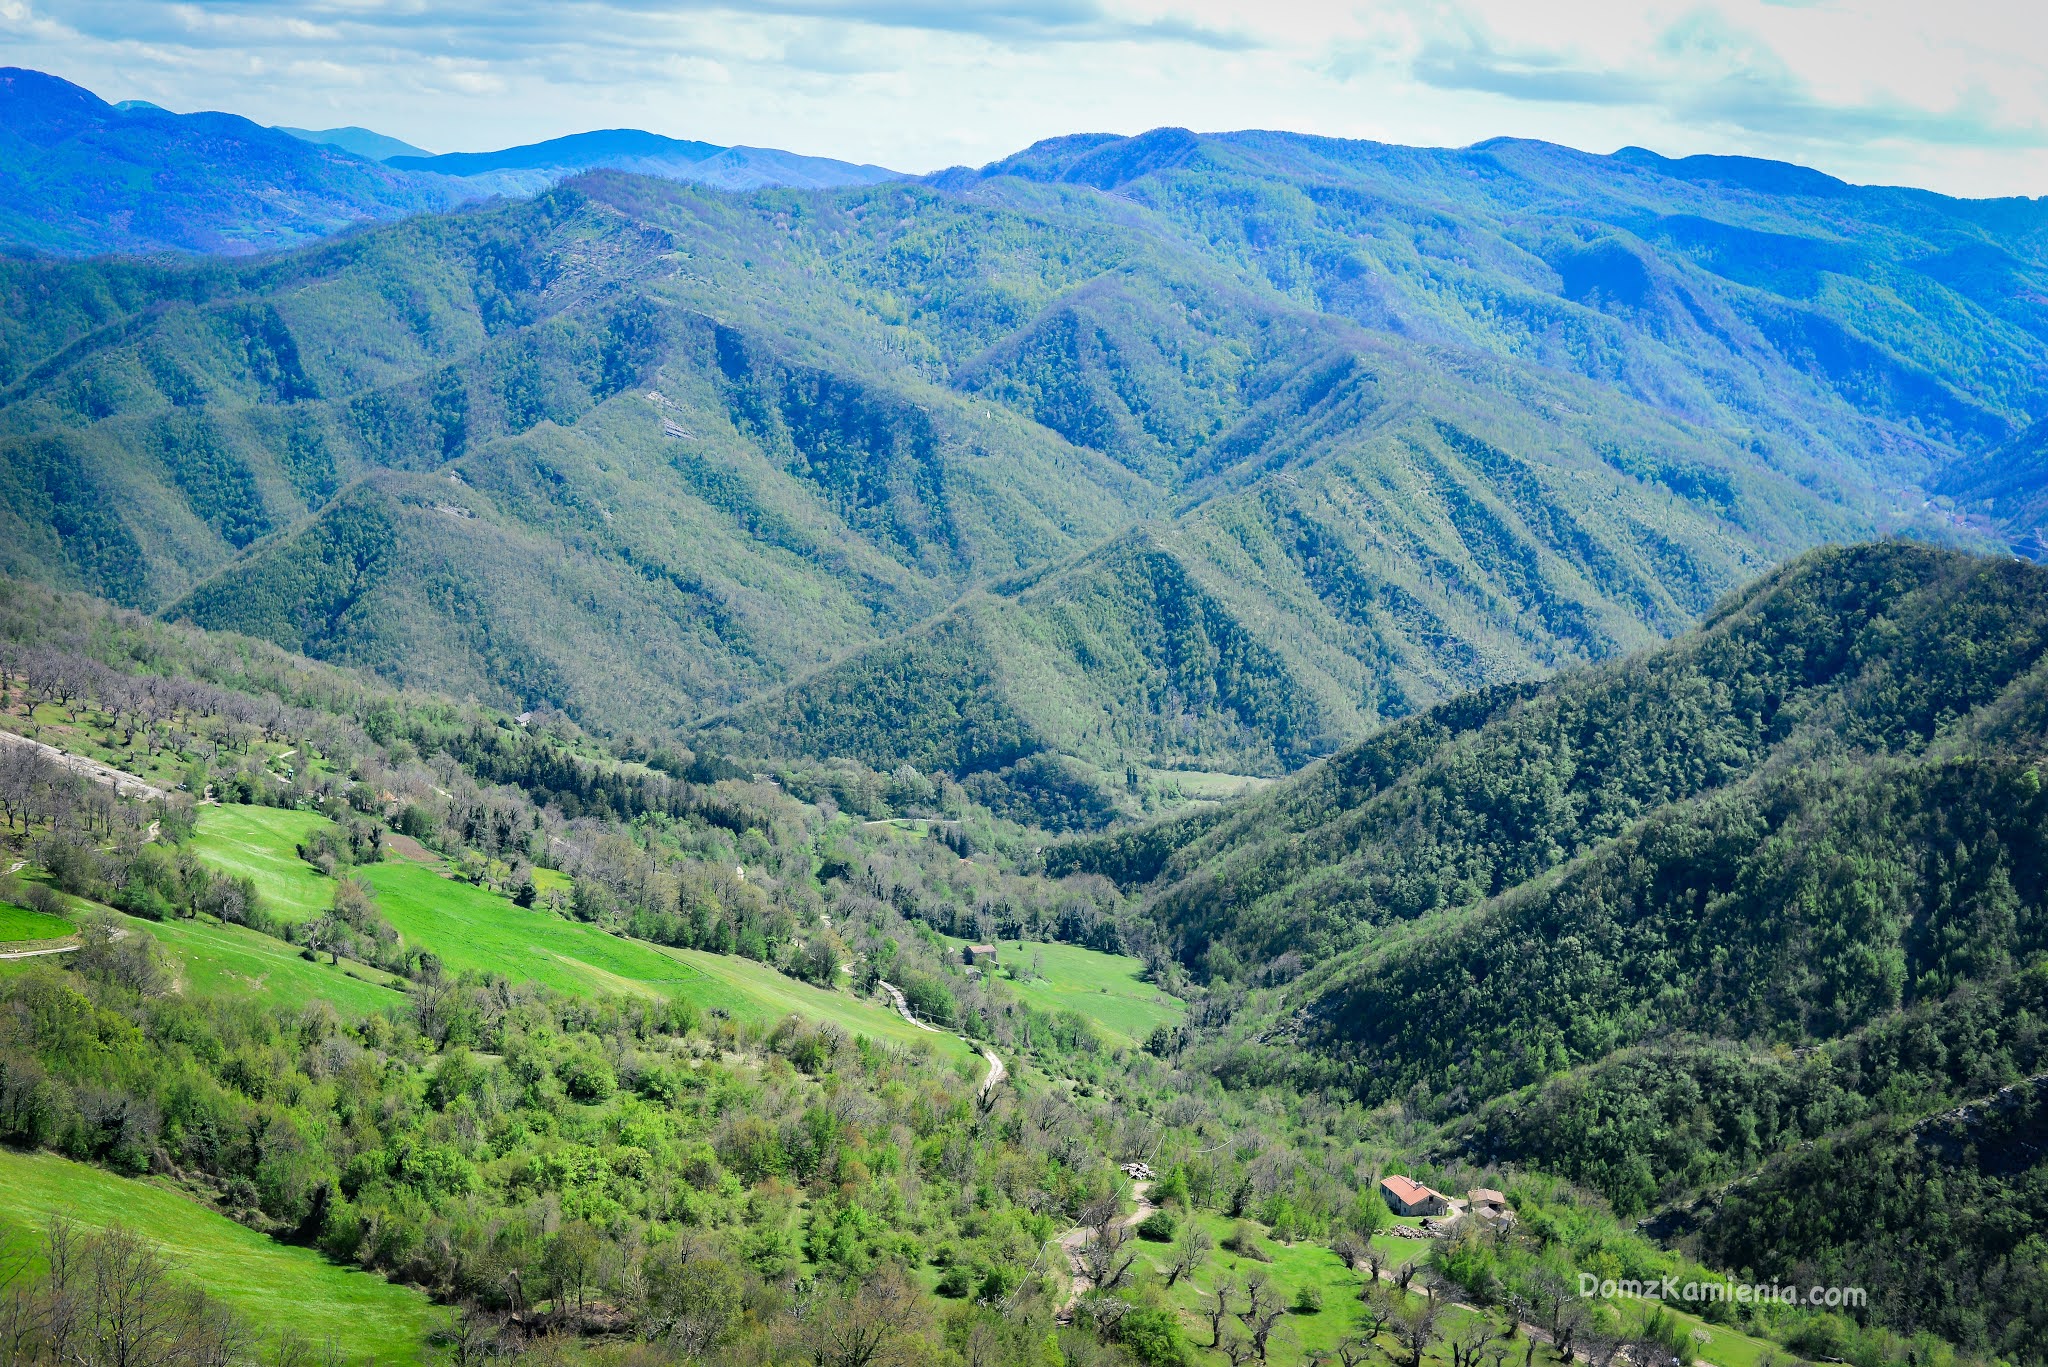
xmin=1379 ymin=1175 xmax=1451 ymax=1217
xmin=1468 ymin=1188 xmax=1514 ymax=1222
xmin=964 ymin=943 xmax=999 ymax=966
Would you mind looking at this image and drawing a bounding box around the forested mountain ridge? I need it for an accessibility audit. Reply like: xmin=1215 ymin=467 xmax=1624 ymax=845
xmin=1051 ymin=540 xmax=2048 ymax=954
xmin=945 ymin=130 xmax=2048 ymax=485
xmin=0 ymin=67 xmax=470 ymax=257
xmin=384 ymin=127 xmax=901 ymax=196
xmin=5 ymin=120 xmax=2045 ymax=821
xmin=1043 ymin=542 xmax=2048 ymax=1358
xmin=0 ymin=68 xmax=905 ymax=257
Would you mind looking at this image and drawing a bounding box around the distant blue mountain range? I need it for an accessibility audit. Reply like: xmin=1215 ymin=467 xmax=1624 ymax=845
xmin=0 ymin=67 xmax=902 ymax=256
xmin=386 ymin=128 xmax=899 ymax=195
xmin=276 ymin=124 xmax=433 ymax=162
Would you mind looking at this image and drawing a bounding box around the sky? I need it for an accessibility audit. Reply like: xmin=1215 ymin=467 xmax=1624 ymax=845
xmin=4 ymin=0 xmax=2045 ymax=197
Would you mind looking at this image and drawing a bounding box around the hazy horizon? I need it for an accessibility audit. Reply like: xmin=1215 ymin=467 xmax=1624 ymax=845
xmin=5 ymin=0 xmax=2042 ymax=199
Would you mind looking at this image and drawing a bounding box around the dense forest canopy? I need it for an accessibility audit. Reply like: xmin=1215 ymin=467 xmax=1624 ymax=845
xmin=7 ymin=114 xmax=2047 ymax=824
xmin=1 ymin=70 xmax=2046 ymax=1367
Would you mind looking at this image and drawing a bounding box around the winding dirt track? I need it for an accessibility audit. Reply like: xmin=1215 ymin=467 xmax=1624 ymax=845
xmin=876 ymin=979 xmax=1006 ymax=1098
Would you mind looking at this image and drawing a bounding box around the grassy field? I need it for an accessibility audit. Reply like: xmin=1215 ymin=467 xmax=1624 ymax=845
xmin=1352 ymin=1220 xmax=1781 ymax=1367
xmin=0 ymin=1147 xmax=444 ymax=1361
xmin=2 ymin=865 xmax=408 ymax=1014
xmin=0 ymin=900 xmax=73 ymax=941
xmin=1134 ymin=1208 xmax=1434 ymax=1366
xmin=1141 ymin=768 xmax=1278 ymax=801
xmin=659 ymin=945 xmax=977 ymax=1063
xmin=954 ymin=936 xmax=1184 ymax=1047
xmin=364 ymin=859 xmax=969 ymax=1058
xmin=188 ymin=807 xmax=973 ymax=1059
xmin=1138 ymin=1209 xmax=1782 ymax=1367
xmin=189 ymin=806 xmax=337 ymax=922
xmin=131 ymin=909 xmax=409 ymax=1014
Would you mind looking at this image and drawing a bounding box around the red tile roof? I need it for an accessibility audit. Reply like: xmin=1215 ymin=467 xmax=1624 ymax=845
xmin=1381 ymin=1175 xmax=1434 ymax=1205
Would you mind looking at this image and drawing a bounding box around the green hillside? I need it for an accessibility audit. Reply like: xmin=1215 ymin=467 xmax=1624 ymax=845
xmin=1049 ymin=541 xmax=2048 ymax=1360
xmin=945 ymin=935 xmax=1183 ymax=1048
xmin=1 ymin=554 xmax=2035 ymax=1366
xmin=7 ymin=128 xmax=2035 ymax=818
xmin=0 ymin=1147 xmax=445 ymax=1360
xmin=185 ymin=804 xmax=979 ymax=1059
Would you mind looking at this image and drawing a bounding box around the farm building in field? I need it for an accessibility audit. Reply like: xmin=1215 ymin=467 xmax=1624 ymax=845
xmin=1379 ymin=1175 xmax=1451 ymax=1217
xmin=964 ymin=944 xmax=998 ymax=966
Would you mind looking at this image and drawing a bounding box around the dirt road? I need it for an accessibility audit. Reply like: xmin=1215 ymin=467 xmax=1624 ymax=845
xmin=0 ymin=939 xmax=80 ymax=960
xmin=1059 ymin=1179 xmax=1157 ymax=1314
xmin=0 ymin=729 xmax=170 ymax=802
xmin=878 ymin=978 xmax=1007 ymax=1098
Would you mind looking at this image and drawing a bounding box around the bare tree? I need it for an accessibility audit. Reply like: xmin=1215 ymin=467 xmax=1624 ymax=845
xmin=1551 ymin=1296 xmax=1591 ymax=1363
xmin=641 ymin=1242 xmax=742 ymax=1357
xmin=1076 ymin=1220 xmax=1138 ymax=1294
xmin=1203 ymin=1274 xmax=1240 ymax=1349
xmin=1336 ymin=1337 xmax=1378 ymax=1367
xmin=1388 ymin=1293 xmax=1442 ymax=1367
xmin=1448 ymin=1316 xmax=1503 ymax=1367
xmin=1236 ymin=1270 xmax=1286 ymax=1362
xmin=1353 ymin=1285 xmax=1396 ymax=1344
xmin=800 ymin=1267 xmax=930 ymax=1367
xmin=0 ymin=1218 xmax=256 ymax=1367
xmin=1221 ymin=1332 xmax=1263 ymax=1367
xmin=1165 ymin=1222 xmax=1213 ymax=1287
xmin=446 ymin=1303 xmax=513 ymax=1367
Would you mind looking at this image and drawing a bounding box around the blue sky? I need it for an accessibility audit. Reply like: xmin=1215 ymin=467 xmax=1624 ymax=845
xmin=5 ymin=0 xmax=2044 ymax=195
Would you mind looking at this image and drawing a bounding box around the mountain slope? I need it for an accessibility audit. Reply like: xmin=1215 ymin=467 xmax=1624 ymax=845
xmin=1055 ymin=542 xmax=2048 ymax=957
xmin=945 ymin=129 xmax=2048 ymax=487
xmin=0 ymin=68 xmax=903 ymax=257
xmin=387 ymin=128 xmax=899 ymax=196
xmin=3 ymin=125 xmax=2043 ymax=810
xmin=1043 ymin=541 xmax=2048 ymax=1355
xmin=1933 ymin=413 xmax=2048 ymax=556
xmin=0 ymin=168 xmax=1820 ymax=773
xmin=277 ymin=124 xmax=431 ymax=162
xmin=0 ymin=67 xmax=471 ymax=256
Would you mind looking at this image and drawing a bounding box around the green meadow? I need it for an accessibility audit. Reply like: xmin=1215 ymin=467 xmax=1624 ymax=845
xmin=188 ymin=805 xmax=337 ymax=922
xmin=954 ymin=935 xmax=1184 ymax=1047
xmin=189 ymin=806 xmax=972 ymax=1059
xmin=132 ymin=908 xmax=408 ymax=1014
xmin=0 ymin=1147 xmax=445 ymax=1361
xmin=0 ymin=900 xmax=73 ymax=942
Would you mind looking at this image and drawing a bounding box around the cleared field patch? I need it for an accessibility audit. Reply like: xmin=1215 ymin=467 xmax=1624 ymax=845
xmin=364 ymin=859 xmax=723 ymax=999
xmin=367 ymin=863 xmax=968 ymax=1058
xmin=0 ymin=1147 xmax=444 ymax=1361
xmin=658 ymin=945 xmax=976 ymax=1060
xmin=1145 ymin=1210 xmax=1377 ymax=1365
xmin=1141 ymin=767 xmax=1278 ymax=802
xmin=0 ymin=900 xmax=74 ymax=942
xmin=190 ymin=806 xmax=334 ymax=922
xmin=189 ymin=807 xmax=974 ymax=1059
xmin=958 ymin=936 xmax=1184 ymax=1047
xmin=132 ymin=909 xmax=408 ymax=1014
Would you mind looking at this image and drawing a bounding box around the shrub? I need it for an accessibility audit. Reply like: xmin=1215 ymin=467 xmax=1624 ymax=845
xmin=558 ymin=1049 xmax=618 ymax=1102
xmin=1223 ymin=1221 xmax=1271 ymax=1261
xmin=1115 ymin=1308 xmax=1192 ymax=1367
xmin=977 ymin=1265 xmax=1022 ymax=1301
xmin=1137 ymin=1210 xmax=1177 ymax=1242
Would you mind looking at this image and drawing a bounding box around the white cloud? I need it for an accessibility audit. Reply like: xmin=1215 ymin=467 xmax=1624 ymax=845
xmin=4 ymin=0 xmax=2045 ymax=195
